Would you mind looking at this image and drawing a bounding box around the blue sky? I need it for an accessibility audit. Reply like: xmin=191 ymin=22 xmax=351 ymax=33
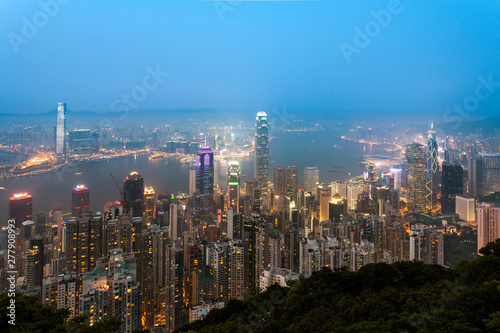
xmin=0 ymin=0 xmax=499 ymax=121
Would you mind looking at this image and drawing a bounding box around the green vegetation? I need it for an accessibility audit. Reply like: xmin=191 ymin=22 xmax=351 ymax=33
xmin=0 ymin=294 xmax=148 ymax=333
xmin=178 ymin=239 xmax=500 ymax=333
xmin=444 ymin=226 xmax=477 ymax=267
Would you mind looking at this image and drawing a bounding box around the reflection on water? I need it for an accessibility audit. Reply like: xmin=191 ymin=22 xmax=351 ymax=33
xmin=0 ymin=131 xmax=368 ymax=225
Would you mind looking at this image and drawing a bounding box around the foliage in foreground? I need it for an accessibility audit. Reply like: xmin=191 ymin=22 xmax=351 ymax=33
xmin=0 ymin=294 xmax=149 ymax=333
xmin=178 ymin=239 xmax=500 ymax=333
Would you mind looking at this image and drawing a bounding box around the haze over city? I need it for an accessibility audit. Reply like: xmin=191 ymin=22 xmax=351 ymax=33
xmin=1 ymin=1 xmax=500 ymax=333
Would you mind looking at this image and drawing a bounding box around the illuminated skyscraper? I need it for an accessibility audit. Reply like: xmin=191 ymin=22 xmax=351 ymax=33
xmin=426 ymin=123 xmax=439 ymax=211
xmin=56 ymin=102 xmax=66 ymax=156
xmin=123 ymin=172 xmax=145 ymax=217
xmin=227 ymin=161 xmax=240 ymax=213
xmin=254 ymin=112 xmax=269 ymax=196
xmin=304 ymin=167 xmax=319 ymax=192
xmin=328 ymin=193 xmax=344 ymax=222
xmin=441 ymin=163 xmax=463 ymax=215
xmin=64 ymin=213 xmax=102 ymax=274
xmin=72 ymin=184 xmax=90 ymax=217
xmin=407 ymin=143 xmax=427 ymax=212
xmin=195 ymin=146 xmax=214 ymax=224
xmin=9 ymin=192 xmax=33 ymax=228
xmin=144 ymin=186 xmax=156 ymax=225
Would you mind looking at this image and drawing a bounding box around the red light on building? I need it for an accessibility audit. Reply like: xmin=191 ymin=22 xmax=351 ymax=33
xmin=72 ymin=185 xmax=90 ymax=216
xmin=9 ymin=192 xmax=33 ymax=228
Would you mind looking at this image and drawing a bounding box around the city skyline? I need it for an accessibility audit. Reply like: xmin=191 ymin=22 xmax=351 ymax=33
xmin=1 ymin=2 xmax=500 ymax=332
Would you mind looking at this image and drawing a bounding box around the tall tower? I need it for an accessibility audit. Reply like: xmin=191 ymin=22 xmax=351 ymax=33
xmin=227 ymin=161 xmax=240 ymax=213
xmin=441 ymin=163 xmax=463 ymax=215
xmin=123 ymin=172 xmax=145 ymax=217
xmin=407 ymin=143 xmax=427 ymax=212
xmin=254 ymin=112 xmax=269 ymax=196
xmin=195 ymin=146 xmax=215 ymax=225
xmin=426 ymin=123 xmax=439 ymax=211
xmin=56 ymin=102 xmax=67 ymax=156
xmin=72 ymin=184 xmax=90 ymax=217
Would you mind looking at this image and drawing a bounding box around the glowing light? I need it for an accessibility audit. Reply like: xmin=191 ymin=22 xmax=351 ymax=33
xmin=10 ymin=192 xmax=31 ymax=200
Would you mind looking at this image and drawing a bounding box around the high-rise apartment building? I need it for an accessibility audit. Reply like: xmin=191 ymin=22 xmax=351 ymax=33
xmin=477 ymin=202 xmax=500 ymax=253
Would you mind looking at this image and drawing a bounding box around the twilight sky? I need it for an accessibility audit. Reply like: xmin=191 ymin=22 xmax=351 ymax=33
xmin=0 ymin=0 xmax=499 ymax=121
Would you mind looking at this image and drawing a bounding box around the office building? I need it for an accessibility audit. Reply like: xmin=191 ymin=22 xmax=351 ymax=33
xmin=304 ymin=167 xmax=319 ymax=192
xmin=123 ymin=172 xmax=144 ymax=218
xmin=441 ymin=163 xmax=463 ymax=215
xmin=9 ymin=192 xmax=33 ymax=229
xmin=56 ymin=102 xmax=66 ymax=156
xmin=407 ymin=143 xmax=427 ymax=212
xmin=274 ymin=166 xmax=299 ymax=211
xmin=144 ymin=186 xmax=156 ymax=226
xmin=255 ymin=112 xmax=269 ymax=196
xmin=481 ymin=153 xmax=500 ymax=194
xmin=468 ymin=156 xmax=484 ymax=198
xmin=426 ymin=124 xmax=439 ymax=211
xmin=195 ymin=146 xmax=215 ymax=225
xmin=455 ymin=196 xmax=475 ymax=223
xmin=69 ymin=129 xmax=91 ymax=157
xmin=72 ymin=185 xmax=90 ymax=217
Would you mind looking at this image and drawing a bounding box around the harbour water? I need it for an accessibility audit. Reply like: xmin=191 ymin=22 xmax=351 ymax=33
xmin=0 ymin=131 xmax=370 ymax=225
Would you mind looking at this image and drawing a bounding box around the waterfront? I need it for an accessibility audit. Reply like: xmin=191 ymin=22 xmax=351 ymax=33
xmin=0 ymin=131 xmax=371 ymax=225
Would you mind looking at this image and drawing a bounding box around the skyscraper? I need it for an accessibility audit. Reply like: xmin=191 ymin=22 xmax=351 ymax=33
xmin=426 ymin=123 xmax=439 ymax=211
xmin=123 ymin=172 xmax=145 ymax=217
xmin=9 ymin=192 xmax=33 ymax=229
xmin=481 ymin=153 xmax=500 ymax=194
xmin=274 ymin=166 xmax=299 ymax=212
xmin=255 ymin=112 xmax=269 ymax=196
xmin=144 ymin=186 xmax=156 ymax=225
xmin=407 ymin=143 xmax=427 ymax=212
xmin=68 ymin=129 xmax=91 ymax=157
xmin=227 ymin=161 xmax=240 ymax=213
xmin=56 ymin=102 xmax=66 ymax=156
xmin=72 ymin=184 xmax=90 ymax=217
xmin=195 ymin=146 xmax=215 ymax=224
xmin=441 ymin=163 xmax=463 ymax=215
xmin=468 ymin=155 xmax=484 ymax=198
xmin=64 ymin=213 xmax=101 ymax=274
xmin=304 ymin=167 xmax=319 ymax=192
